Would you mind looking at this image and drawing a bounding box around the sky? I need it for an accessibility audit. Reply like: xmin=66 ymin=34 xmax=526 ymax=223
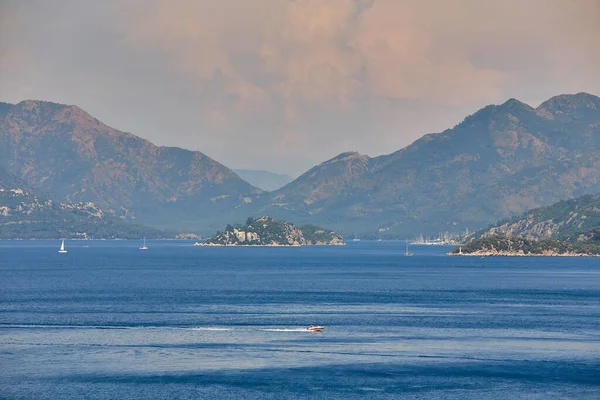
xmin=1 ymin=0 xmax=599 ymax=176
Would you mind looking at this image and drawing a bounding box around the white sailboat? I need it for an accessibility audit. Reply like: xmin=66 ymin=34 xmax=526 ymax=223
xmin=58 ymin=240 xmax=67 ymax=254
xmin=139 ymin=237 xmax=148 ymax=250
xmin=404 ymin=240 xmax=413 ymax=256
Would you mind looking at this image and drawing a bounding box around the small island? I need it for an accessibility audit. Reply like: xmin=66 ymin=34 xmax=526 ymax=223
xmin=196 ymin=216 xmax=345 ymax=246
xmin=449 ymin=235 xmax=600 ymax=257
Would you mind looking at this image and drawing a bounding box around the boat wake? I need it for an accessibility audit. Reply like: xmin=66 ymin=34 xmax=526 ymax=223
xmin=0 ymin=324 xmax=132 ymax=330
xmin=1 ymin=324 xmax=317 ymax=333
xmin=0 ymin=324 xmax=232 ymax=331
xmin=261 ymin=328 xmax=310 ymax=332
xmin=188 ymin=327 xmax=232 ymax=331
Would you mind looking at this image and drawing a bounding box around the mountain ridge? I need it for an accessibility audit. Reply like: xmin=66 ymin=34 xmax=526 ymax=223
xmin=258 ymin=92 xmax=600 ymax=236
xmin=2 ymin=92 xmax=600 ymax=237
xmin=0 ymin=100 xmax=262 ymax=234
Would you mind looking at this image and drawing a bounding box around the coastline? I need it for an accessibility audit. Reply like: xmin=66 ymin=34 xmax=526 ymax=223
xmin=195 ymin=242 xmax=345 ymax=247
xmin=448 ymin=251 xmax=599 ymax=257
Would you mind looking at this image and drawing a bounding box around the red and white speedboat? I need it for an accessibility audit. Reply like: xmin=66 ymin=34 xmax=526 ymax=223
xmin=307 ymin=325 xmax=324 ymax=332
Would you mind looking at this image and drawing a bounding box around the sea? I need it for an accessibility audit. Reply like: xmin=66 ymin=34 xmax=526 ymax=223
xmin=1 ymin=240 xmax=599 ymax=399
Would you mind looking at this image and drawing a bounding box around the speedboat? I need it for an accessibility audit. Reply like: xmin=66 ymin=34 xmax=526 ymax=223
xmin=307 ymin=325 xmax=324 ymax=332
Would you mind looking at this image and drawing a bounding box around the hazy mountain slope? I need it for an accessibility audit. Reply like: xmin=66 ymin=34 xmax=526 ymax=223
xmin=233 ymin=169 xmax=293 ymax=191
xmin=263 ymin=93 xmax=600 ymax=237
xmin=0 ymin=100 xmax=262 ymax=232
xmin=0 ymin=166 xmax=27 ymax=191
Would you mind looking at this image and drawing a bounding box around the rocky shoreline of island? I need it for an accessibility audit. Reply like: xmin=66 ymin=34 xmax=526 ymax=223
xmin=194 ymin=242 xmax=344 ymax=247
xmin=197 ymin=216 xmax=345 ymax=247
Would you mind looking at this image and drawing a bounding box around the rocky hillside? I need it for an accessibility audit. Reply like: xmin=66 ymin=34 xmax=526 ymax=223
xmin=0 ymin=184 xmax=170 ymax=239
xmin=201 ymin=216 xmax=344 ymax=246
xmin=0 ymin=100 xmax=262 ymax=233
xmin=260 ymin=93 xmax=600 ymax=237
xmin=467 ymin=192 xmax=600 ymax=242
xmin=450 ymin=235 xmax=600 ymax=256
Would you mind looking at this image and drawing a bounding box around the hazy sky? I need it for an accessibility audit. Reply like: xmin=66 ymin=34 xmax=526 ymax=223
xmin=1 ymin=0 xmax=599 ymax=175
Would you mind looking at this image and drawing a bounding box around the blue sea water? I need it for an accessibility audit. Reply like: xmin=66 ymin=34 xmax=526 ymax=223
xmin=0 ymin=240 xmax=599 ymax=399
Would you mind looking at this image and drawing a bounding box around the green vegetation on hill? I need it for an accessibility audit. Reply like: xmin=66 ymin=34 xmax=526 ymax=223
xmin=203 ymin=216 xmax=344 ymax=246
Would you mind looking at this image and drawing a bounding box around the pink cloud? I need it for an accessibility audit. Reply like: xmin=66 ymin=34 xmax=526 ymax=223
xmin=1 ymin=0 xmax=599 ymax=174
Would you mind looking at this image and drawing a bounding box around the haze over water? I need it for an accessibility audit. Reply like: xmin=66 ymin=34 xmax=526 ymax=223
xmin=1 ymin=241 xmax=599 ymax=399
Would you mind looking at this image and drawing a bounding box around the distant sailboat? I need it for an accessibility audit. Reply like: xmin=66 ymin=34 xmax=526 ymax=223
xmin=58 ymin=240 xmax=67 ymax=254
xmin=139 ymin=237 xmax=148 ymax=250
xmin=404 ymin=240 xmax=413 ymax=256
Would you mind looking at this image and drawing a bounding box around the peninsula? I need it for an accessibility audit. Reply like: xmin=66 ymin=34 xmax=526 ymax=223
xmin=197 ymin=216 xmax=345 ymax=246
xmin=0 ymin=186 xmax=172 ymax=240
xmin=449 ymin=235 xmax=600 ymax=257
xmin=452 ymin=190 xmax=600 ymax=256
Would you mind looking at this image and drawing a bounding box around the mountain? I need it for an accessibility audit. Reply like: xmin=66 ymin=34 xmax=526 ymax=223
xmin=201 ymin=216 xmax=344 ymax=246
xmin=257 ymin=93 xmax=600 ymax=237
xmin=4 ymin=93 xmax=600 ymax=238
xmin=233 ymin=169 xmax=294 ymax=191
xmin=468 ymin=192 xmax=600 ymax=242
xmin=0 ymin=100 xmax=262 ymax=234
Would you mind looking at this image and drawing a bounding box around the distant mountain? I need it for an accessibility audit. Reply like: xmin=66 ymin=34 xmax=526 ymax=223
xmin=469 ymin=192 xmax=600 ymax=242
xmin=257 ymin=93 xmax=600 ymax=237
xmin=0 ymin=100 xmax=262 ymax=234
xmin=233 ymin=169 xmax=294 ymax=191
